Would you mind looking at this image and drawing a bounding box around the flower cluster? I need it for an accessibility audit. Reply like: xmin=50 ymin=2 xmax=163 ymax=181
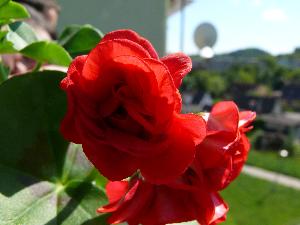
xmin=60 ymin=29 xmax=255 ymax=225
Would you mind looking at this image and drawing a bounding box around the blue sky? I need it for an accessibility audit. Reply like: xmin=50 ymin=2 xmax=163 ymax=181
xmin=167 ymin=0 xmax=300 ymax=55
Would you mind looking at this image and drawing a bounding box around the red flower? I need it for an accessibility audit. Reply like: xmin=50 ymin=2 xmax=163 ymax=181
xmin=60 ymin=29 xmax=206 ymax=184
xmin=195 ymin=101 xmax=256 ymax=191
xmin=98 ymin=173 xmax=228 ymax=225
xmin=97 ymin=101 xmax=255 ymax=225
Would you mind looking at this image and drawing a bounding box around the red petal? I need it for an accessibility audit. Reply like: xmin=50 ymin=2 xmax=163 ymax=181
xmin=102 ymin=29 xmax=159 ymax=59
xmin=98 ymin=180 xmax=140 ymax=213
xmin=229 ymin=134 xmax=250 ymax=182
xmin=140 ymin=185 xmax=197 ymax=225
xmin=60 ymin=55 xmax=87 ymax=90
xmin=176 ymin=113 xmax=207 ymax=145
xmin=143 ymin=58 xmax=175 ymax=101
xmin=203 ymin=156 xmax=232 ymax=191
xmin=143 ymin=58 xmax=180 ymax=127
xmin=140 ymin=114 xmax=204 ymax=184
xmin=196 ymin=132 xmax=232 ymax=169
xmin=60 ymin=91 xmax=81 ymax=143
xmin=80 ymin=39 xmax=151 ymax=97
xmin=208 ymin=101 xmax=239 ymax=139
xmin=82 ymin=139 xmax=139 ymax=181
xmin=161 ymin=52 xmax=192 ymax=88
xmin=107 ymin=180 xmax=153 ymax=224
xmin=198 ymin=133 xmax=250 ymax=190
xmin=239 ymin=110 xmax=256 ymax=131
xmin=207 ymin=193 xmax=228 ymax=225
xmin=60 ymin=55 xmax=87 ymax=143
xmin=193 ymin=186 xmax=228 ymax=225
xmin=106 ymin=181 xmax=129 ymax=204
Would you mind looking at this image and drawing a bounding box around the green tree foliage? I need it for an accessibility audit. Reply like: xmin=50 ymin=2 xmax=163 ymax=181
xmin=183 ymin=70 xmax=227 ymax=97
xmin=184 ymin=54 xmax=300 ymax=97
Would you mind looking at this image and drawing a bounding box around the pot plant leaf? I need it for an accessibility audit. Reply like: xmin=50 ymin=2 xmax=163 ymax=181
xmin=0 ymin=22 xmax=38 ymax=53
xmin=0 ymin=63 xmax=9 ymax=84
xmin=0 ymin=0 xmax=10 ymax=8
xmin=0 ymin=71 xmax=108 ymax=225
xmin=0 ymin=31 xmax=16 ymax=53
xmin=21 ymin=41 xmax=72 ymax=67
xmin=6 ymin=21 xmax=38 ymax=50
xmin=0 ymin=1 xmax=29 ymax=22
xmin=58 ymin=24 xmax=103 ymax=57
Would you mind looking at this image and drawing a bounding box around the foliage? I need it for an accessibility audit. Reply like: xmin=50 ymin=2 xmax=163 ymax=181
xmin=0 ymin=0 xmax=29 ymax=24
xmin=20 ymin=41 xmax=72 ymax=66
xmin=0 ymin=2 xmax=109 ymax=224
xmin=0 ymin=62 xmax=9 ymax=83
xmin=182 ymin=70 xmax=227 ymax=97
xmin=58 ymin=24 xmax=103 ymax=57
xmin=0 ymin=71 xmax=109 ymax=225
xmin=187 ymin=53 xmax=300 ymax=98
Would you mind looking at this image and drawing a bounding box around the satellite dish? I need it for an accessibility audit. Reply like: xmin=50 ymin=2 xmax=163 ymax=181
xmin=194 ymin=22 xmax=217 ymax=49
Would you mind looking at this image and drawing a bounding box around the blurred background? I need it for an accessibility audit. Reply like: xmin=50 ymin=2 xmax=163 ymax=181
xmin=23 ymin=0 xmax=300 ymax=224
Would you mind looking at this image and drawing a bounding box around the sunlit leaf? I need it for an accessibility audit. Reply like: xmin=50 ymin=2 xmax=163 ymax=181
xmin=0 ymin=71 xmax=108 ymax=225
xmin=0 ymin=0 xmax=10 ymax=8
xmin=21 ymin=41 xmax=72 ymax=66
xmin=0 ymin=31 xmax=16 ymax=53
xmin=0 ymin=1 xmax=29 ymax=22
xmin=6 ymin=21 xmax=38 ymax=50
xmin=59 ymin=24 xmax=103 ymax=57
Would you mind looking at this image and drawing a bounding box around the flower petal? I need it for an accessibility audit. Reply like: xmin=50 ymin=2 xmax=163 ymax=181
xmin=80 ymin=39 xmax=151 ymax=97
xmin=98 ymin=180 xmax=139 ymax=213
xmin=106 ymin=180 xmax=153 ymax=225
xmin=239 ymin=110 xmax=256 ymax=131
xmin=102 ymin=29 xmax=159 ymax=59
xmin=208 ymin=101 xmax=239 ymax=136
xmin=140 ymin=114 xmax=205 ymax=184
xmin=106 ymin=181 xmax=129 ymax=204
xmin=82 ymin=140 xmax=139 ymax=181
xmin=161 ymin=52 xmax=192 ymax=88
xmin=60 ymin=55 xmax=87 ymax=143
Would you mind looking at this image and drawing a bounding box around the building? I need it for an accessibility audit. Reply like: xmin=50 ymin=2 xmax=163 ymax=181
xmin=57 ymin=0 xmax=191 ymax=56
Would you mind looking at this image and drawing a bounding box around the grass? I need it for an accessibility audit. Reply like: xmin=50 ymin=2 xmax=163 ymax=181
xmin=221 ymin=174 xmax=300 ymax=225
xmin=246 ymin=149 xmax=300 ymax=178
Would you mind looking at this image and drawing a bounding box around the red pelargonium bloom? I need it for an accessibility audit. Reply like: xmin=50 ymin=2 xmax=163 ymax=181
xmin=98 ymin=172 xmax=228 ymax=225
xmin=195 ymin=101 xmax=256 ymax=191
xmin=98 ymin=101 xmax=255 ymax=225
xmin=60 ymin=29 xmax=206 ymax=184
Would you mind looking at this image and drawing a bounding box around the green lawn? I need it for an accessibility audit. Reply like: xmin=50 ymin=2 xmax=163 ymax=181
xmin=246 ymin=150 xmax=300 ymax=178
xmin=221 ymin=174 xmax=300 ymax=225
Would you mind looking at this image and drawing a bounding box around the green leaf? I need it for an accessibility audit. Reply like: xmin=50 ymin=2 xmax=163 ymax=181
xmin=0 ymin=30 xmax=6 ymax=39
xmin=0 ymin=1 xmax=30 ymax=22
xmin=0 ymin=21 xmax=38 ymax=53
xmin=6 ymin=21 xmax=38 ymax=50
xmin=0 ymin=30 xmax=16 ymax=53
xmin=0 ymin=63 xmax=9 ymax=84
xmin=59 ymin=24 xmax=103 ymax=57
xmin=0 ymin=71 xmax=108 ymax=225
xmin=21 ymin=41 xmax=72 ymax=66
xmin=0 ymin=0 xmax=10 ymax=8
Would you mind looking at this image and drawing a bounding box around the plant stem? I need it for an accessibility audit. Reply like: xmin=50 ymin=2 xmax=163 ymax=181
xmin=32 ymin=61 xmax=42 ymax=72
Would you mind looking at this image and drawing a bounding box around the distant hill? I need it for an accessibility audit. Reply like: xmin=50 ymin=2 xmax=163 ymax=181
xmin=190 ymin=47 xmax=300 ymax=70
xmin=190 ymin=48 xmax=271 ymax=62
xmin=217 ymin=48 xmax=271 ymax=59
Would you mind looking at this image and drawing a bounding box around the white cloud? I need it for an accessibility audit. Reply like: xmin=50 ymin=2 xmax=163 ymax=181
xmin=252 ymin=0 xmax=262 ymax=7
xmin=230 ymin=0 xmax=241 ymax=5
xmin=262 ymin=8 xmax=288 ymax=22
xmin=231 ymin=0 xmax=262 ymax=6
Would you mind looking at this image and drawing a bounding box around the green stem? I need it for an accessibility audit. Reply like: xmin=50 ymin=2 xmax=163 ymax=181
xmin=32 ymin=61 xmax=42 ymax=72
